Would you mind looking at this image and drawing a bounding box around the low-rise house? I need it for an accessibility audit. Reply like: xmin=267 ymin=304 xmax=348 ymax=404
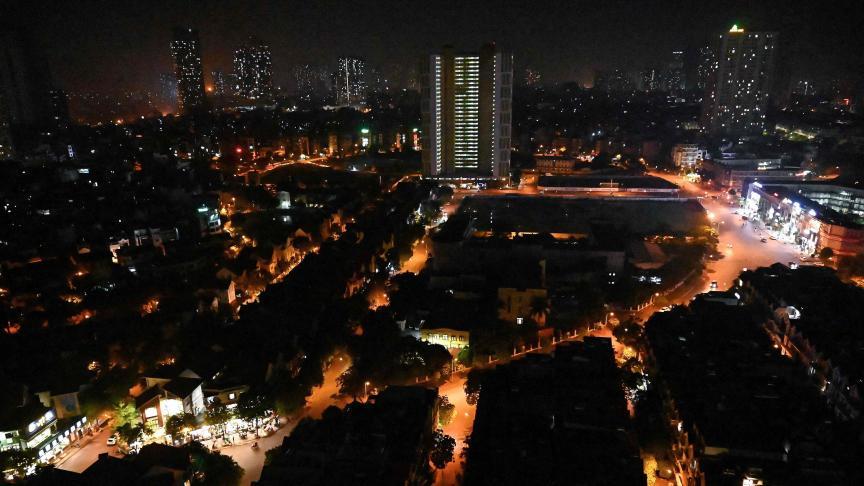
xmin=135 ymin=370 xmax=205 ymax=428
xmin=419 ymin=326 xmax=469 ymax=350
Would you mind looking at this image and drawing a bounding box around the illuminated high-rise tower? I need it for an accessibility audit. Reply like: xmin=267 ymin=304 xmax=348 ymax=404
xmin=234 ymin=38 xmax=273 ymax=101
xmin=333 ymin=57 xmax=367 ymax=106
xmin=420 ymin=43 xmax=513 ymax=179
xmin=665 ymin=50 xmax=685 ymax=94
xmin=170 ymin=27 xmax=205 ymax=112
xmin=703 ymin=25 xmax=777 ymax=135
xmin=696 ymin=46 xmax=716 ymax=91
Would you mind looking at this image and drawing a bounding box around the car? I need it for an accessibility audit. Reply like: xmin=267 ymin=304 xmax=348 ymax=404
xmin=769 ymin=235 xmax=777 ymax=240
xmin=710 ymin=280 xmax=718 ymax=290
xmin=741 ymin=215 xmax=749 ymax=220
xmin=658 ymin=306 xmax=672 ymax=312
xmin=760 ymin=238 xmax=767 ymax=243
xmin=727 ymin=243 xmax=733 ymax=249
xmin=107 ymin=434 xmax=118 ymax=446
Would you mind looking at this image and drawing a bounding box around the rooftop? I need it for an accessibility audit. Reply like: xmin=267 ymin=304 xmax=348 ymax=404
xmin=435 ymin=195 xmax=706 ymax=240
xmin=538 ymin=174 xmax=679 ymax=190
xmin=464 ymin=338 xmax=644 ymax=485
xmin=646 ymin=299 xmax=852 ymax=483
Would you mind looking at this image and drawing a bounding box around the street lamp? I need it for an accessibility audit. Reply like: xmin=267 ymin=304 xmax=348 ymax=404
xmin=605 ymin=312 xmax=614 ymax=326
xmin=364 ymin=381 xmax=370 ymax=397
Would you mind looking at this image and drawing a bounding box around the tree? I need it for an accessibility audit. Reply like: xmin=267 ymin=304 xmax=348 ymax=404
xmin=529 ymin=296 xmax=550 ymax=326
xmin=438 ymin=396 xmax=456 ymax=428
xmin=456 ymin=346 xmax=472 ymax=367
xmin=166 ymin=413 xmax=198 ymax=443
xmin=429 ymin=430 xmax=456 ymax=470
xmin=612 ymin=319 xmax=646 ymax=352
xmin=187 ymin=441 xmax=244 ymax=486
xmin=236 ymin=393 xmax=271 ymax=430
xmin=0 ymin=449 xmax=36 ymax=479
xmin=113 ymin=400 xmax=140 ymax=429
xmin=205 ymin=399 xmax=233 ymax=435
xmin=464 ymin=368 xmax=489 ymax=406
xmin=116 ymin=421 xmax=152 ymax=447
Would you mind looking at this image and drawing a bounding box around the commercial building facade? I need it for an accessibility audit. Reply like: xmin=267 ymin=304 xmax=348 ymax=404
xmin=744 ymin=182 xmax=864 ymax=255
xmin=421 ymin=44 xmax=512 ymax=180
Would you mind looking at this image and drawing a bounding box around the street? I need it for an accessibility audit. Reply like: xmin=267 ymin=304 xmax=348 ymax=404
xmin=650 ymin=172 xmax=799 ymax=296
xmin=401 ymin=236 xmax=429 ymax=275
xmin=56 ymin=357 xmax=352 ymax=485
xmin=54 ymin=426 xmax=120 ymax=473
xmin=435 ymin=373 xmax=475 ymax=485
xmin=220 ymin=355 xmax=352 ymax=485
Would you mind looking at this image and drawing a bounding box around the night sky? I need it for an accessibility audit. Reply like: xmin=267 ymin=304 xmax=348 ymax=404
xmin=6 ymin=0 xmax=864 ymax=93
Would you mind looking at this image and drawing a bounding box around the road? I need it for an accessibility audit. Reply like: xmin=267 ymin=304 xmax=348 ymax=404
xmin=435 ymin=374 xmax=475 ymax=485
xmin=650 ymin=172 xmax=799 ymax=297
xmin=54 ymin=426 xmax=120 ymax=473
xmin=56 ymin=357 xmax=351 ymax=485
xmin=221 ymin=356 xmax=352 ymax=485
xmin=401 ymin=236 xmax=429 ymax=275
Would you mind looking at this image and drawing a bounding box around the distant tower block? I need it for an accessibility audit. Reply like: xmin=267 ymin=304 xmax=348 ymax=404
xmin=278 ymin=191 xmax=291 ymax=209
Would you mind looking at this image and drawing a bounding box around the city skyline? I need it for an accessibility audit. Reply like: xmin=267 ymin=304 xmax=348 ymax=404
xmin=4 ymin=1 xmax=863 ymax=96
xmin=2 ymin=2 xmax=864 ymax=485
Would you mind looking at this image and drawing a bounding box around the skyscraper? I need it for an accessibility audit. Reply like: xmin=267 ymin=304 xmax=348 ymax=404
xmin=665 ymin=50 xmax=685 ymax=94
xmin=233 ymin=39 xmax=273 ymax=101
xmin=0 ymin=92 xmax=12 ymax=159
xmin=333 ymin=57 xmax=367 ymax=106
xmin=170 ymin=27 xmax=205 ymax=113
xmin=420 ymin=43 xmax=513 ymax=179
xmin=159 ymin=72 xmax=178 ymax=107
xmin=292 ymin=64 xmax=330 ymax=104
xmin=703 ymin=25 xmax=777 ymax=136
xmin=594 ymin=69 xmax=634 ymax=93
xmin=640 ymin=68 xmax=663 ymax=92
xmin=696 ymin=46 xmax=716 ymax=91
xmin=0 ymin=26 xmax=54 ymax=125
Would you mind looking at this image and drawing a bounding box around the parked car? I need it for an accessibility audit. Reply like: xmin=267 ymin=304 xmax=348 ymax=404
xmin=760 ymin=238 xmax=767 ymax=243
xmin=107 ymin=434 xmax=118 ymax=446
xmin=710 ymin=281 xmax=718 ymax=290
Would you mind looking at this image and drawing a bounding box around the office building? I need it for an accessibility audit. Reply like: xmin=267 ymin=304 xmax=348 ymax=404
xmin=233 ymin=39 xmax=273 ymax=101
xmin=169 ymin=27 xmax=205 ymax=113
xmin=702 ymin=25 xmax=778 ymax=135
xmin=333 ymin=57 xmax=367 ymax=106
xmin=420 ymin=44 xmax=513 ymax=179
